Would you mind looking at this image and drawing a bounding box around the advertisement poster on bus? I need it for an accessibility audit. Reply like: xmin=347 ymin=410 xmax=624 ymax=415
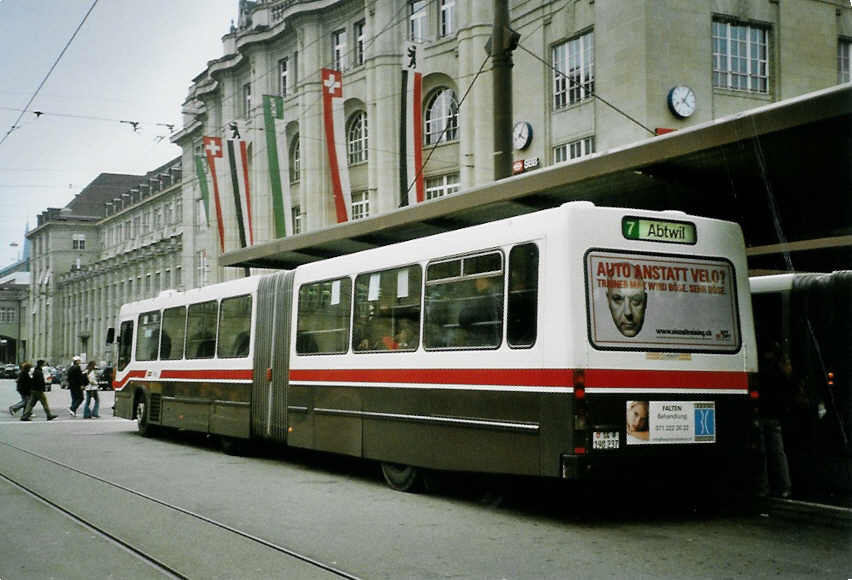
xmin=585 ymin=251 xmax=740 ymax=352
xmin=626 ymin=400 xmax=716 ymax=445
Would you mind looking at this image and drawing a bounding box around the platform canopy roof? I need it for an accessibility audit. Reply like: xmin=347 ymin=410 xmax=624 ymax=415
xmin=221 ymin=84 xmax=851 ymax=274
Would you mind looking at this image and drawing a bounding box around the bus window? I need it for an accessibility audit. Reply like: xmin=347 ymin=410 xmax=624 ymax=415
xmin=135 ymin=311 xmax=161 ymax=361
xmin=297 ymin=278 xmax=351 ymax=354
xmin=117 ymin=320 xmax=134 ymax=371
xmin=425 ymin=251 xmax=504 ymax=349
xmin=507 ymin=243 xmax=539 ymax=348
xmin=353 ymin=265 xmax=421 ymax=352
xmin=218 ymin=295 xmax=252 ymax=358
xmin=160 ymin=306 xmax=186 ymax=360
xmin=187 ymin=300 xmax=218 ymax=359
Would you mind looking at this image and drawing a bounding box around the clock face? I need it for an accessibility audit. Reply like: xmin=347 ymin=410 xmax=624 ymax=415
xmin=512 ymin=121 xmax=532 ymax=150
xmin=668 ymin=85 xmax=696 ymax=118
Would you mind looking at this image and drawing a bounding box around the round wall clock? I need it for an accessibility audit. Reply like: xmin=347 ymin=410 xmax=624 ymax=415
xmin=667 ymin=85 xmax=696 ymax=118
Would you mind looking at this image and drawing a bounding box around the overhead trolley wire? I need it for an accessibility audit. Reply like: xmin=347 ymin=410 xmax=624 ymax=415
xmin=0 ymin=0 xmax=100 ymax=148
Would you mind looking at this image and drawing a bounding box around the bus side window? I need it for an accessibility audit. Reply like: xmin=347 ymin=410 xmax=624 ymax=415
xmin=507 ymin=243 xmax=539 ymax=348
xmin=187 ymin=300 xmax=218 ymax=359
xmin=296 ymin=278 xmax=351 ymax=355
xmin=218 ymin=294 xmax=252 ymax=358
xmin=160 ymin=306 xmax=186 ymax=360
xmin=117 ymin=320 xmax=134 ymax=371
xmin=425 ymin=252 xmax=504 ymax=349
xmin=135 ymin=310 xmax=161 ymax=361
xmin=353 ymin=265 xmax=421 ymax=352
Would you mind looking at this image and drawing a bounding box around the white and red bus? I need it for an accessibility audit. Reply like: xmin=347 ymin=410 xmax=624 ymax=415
xmin=113 ymin=201 xmax=758 ymax=491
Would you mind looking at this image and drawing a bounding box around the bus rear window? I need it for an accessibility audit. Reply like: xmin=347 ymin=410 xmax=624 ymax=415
xmin=585 ymin=250 xmax=740 ymax=353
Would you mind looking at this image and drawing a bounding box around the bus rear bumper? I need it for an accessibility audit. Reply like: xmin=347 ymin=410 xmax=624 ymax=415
xmin=560 ymin=449 xmax=753 ymax=483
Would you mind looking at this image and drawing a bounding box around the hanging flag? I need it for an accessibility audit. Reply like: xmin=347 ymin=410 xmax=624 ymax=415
xmin=194 ymin=155 xmax=210 ymax=228
xmin=321 ymin=68 xmax=351 ymax=222
xmin=224 ymin=130 xmax=254 ymax=248
xmin=262 ymin=95 xmax=294 ymax=238
xmin=400 ymin=42 xmax=424 ymax=207
xmin=202 ymin=136 xmax=226 ymax=253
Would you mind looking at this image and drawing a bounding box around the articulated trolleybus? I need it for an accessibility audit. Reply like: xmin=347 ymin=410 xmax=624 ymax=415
xmin=113 ymin=202 xmax=757 ymax=491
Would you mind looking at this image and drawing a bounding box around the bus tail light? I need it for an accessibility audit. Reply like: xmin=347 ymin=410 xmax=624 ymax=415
xmin=266 ymin=367 xmax=273 ymax=382
xmin=827 ymin=371 xmax=835 ymax=386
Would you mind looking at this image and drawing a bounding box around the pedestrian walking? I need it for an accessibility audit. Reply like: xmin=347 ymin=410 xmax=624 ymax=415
xmin=82 ymin=361 xmax=100 ymax=419
xmin=757 ymin=342 xmax=794 ymax=499
xmin=66 ymin=355 xmax=85 ymax=417
xmin=8 ymin=362 xmax=32 ymax=415
xmin=20 ymin=359 xmax=57 ymax=421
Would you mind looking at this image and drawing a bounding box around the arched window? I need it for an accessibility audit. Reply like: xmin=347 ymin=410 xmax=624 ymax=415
xmin=347 ymin=111 xmax=368 ymax=165
xmin=425 ymin=88 xmax=458 ymax=144
xmin=289 ymin=135 xmax=300 ymax=184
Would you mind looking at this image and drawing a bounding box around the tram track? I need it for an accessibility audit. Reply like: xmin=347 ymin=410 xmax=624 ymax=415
xmin=0 ymin=440 xmax=363 ymax=580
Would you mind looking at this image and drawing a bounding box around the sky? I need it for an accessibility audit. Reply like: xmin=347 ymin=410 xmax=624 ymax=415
xmin=0 ymin=0 xmax=236 ymax=267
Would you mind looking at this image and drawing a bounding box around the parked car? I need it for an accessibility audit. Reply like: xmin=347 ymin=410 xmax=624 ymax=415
xmin=98 ymin=366 xmax=114 ymax=390
xmin=1 ymin=363 xmax=19 ymax=379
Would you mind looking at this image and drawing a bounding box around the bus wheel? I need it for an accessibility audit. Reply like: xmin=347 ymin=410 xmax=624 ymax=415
xmin=380 ymin=462 xmax=423 ymax=492
xmin=135 ymin=393 xmax=155 ymax=437
xmin=220 ymin=436 xmax=248 ymax=456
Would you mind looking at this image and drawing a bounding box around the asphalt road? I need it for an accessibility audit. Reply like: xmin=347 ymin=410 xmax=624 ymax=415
xmin=0 ymin=380 xmax=849 ymax=579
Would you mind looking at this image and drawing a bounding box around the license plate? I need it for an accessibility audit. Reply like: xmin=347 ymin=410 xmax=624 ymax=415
xmin=593 ymin=431 xmax=620 ymax=450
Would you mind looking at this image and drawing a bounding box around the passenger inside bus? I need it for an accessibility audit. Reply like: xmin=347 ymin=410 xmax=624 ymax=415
xmin=458 ymin=276 xmax=502 ymax=347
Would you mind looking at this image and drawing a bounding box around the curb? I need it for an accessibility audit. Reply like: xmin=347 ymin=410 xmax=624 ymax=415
xmin=767 ymin=498 xmax=852 ymax=528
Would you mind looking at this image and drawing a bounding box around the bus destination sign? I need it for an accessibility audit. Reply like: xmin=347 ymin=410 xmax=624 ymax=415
xmin=622 ymin=217 xmax=696 ymax=245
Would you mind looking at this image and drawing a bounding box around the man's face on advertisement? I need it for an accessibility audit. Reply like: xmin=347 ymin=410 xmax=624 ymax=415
xmin=606 ymin=285 xmax=647 ymax=337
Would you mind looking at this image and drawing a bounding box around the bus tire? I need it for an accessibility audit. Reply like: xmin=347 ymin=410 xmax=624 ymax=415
xmin=380 ymin=462 xmax=423 ymax=492
xmin=220 ymin=436 xmax=249 ymax=456
xmin=134 ymin=392 xmax=156 ymax=438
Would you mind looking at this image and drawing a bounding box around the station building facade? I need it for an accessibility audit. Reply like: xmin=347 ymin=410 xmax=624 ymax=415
xmin=26 ymin=162 xmax=185 ymax=366
xmin=173 ymin=0 xmax=851 ymax=282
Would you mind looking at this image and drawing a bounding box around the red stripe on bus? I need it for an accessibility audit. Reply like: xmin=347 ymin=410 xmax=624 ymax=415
xmin=113 ymin=370 xmax=146 ymax=389
xmin=289 ymin=368 xmax=749 ymax=389
xmin=114 ymin=369 xmax=253 ymax=388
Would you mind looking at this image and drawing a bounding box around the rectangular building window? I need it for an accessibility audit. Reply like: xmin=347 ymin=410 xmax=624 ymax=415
xmin=355 ymin=20 xmax=366 ymax=66
xmin=351 ymin=190 xmax=370 ymax=220
xmin=218 ymin=294 xmax=252 ymax=358
xmin=353 ymin=265 xmax=421 ymax=352
xmin=242 ymin=82 xmax=252 ymax=118
xmin=839 ymin=38 xmax=851 ymax=84
xmin=296 ymin=278 xmax=352 ymax=354
xmin=713 ymin=19 xmax=769 ymax=93
xmin=292 ymin=207 xmax=302 ymax=234
xmin=333 ymin=29 xmax=347 ymax=71
xmin=279 ymin=57 xmax=289 ymax=96
xmin=425 ymin=251 xmax=504 ymax=349
xmin=553 ymin=31 xmax=594 ymax=109
xmin=409 ymin=0 xmax=428 ymax=41
xmin=554 ymin=136 xmax=595 ymax=163
xmin=440 ymin=0 xmax=455 ymax=38
xmin=72 ymin=234 xmax=86 ymax=250
xmin=425 ymin=172 xmax=460 ymax=200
